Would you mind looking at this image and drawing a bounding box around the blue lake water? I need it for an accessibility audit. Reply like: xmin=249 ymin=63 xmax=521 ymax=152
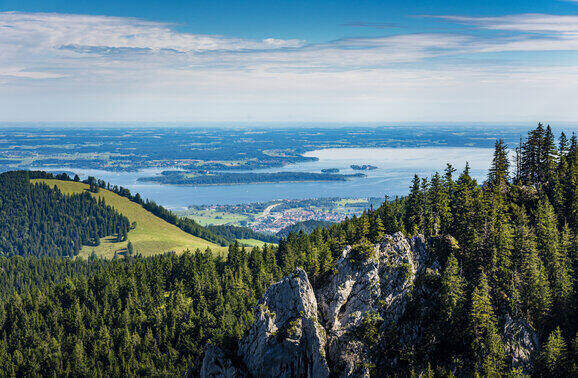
xmin=28 ymin=147 xmax=494 ymax=208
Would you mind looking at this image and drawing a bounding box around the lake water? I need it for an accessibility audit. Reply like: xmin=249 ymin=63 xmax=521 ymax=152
xmin=31 ymin=147 xmax=494 ymax=208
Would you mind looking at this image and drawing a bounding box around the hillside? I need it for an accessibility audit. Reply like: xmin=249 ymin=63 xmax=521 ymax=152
xmin=32 ymin=179 xmax=227 ymax=258
xmin=0 ymin=124 xmax=575 ymax=377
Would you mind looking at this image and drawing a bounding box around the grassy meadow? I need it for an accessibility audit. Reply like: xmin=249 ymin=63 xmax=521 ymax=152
xmin=32 ymin=179 xmax=228 ymax=258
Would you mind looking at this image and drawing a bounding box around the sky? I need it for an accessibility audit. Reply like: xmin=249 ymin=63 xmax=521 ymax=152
xmin=1 ymin=0 xmax=578 ymax=123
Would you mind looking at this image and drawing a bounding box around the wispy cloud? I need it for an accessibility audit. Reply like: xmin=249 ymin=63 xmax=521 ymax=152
xmin=1 ymin=11 xmax=577 ymax=121
xmin=3 ymin=11 xmax=578 ymax=77
xmin=431 ymin=13 xmax=578 ymax=34
xmin=341 ymin=22 xmax=400 ymax=29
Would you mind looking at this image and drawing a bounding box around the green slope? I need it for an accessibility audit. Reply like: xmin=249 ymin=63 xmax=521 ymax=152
xmin=33 ymin=179 xmax=227 ymax=258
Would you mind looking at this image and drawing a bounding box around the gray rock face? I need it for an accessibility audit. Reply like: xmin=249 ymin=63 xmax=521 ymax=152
xmin=503 ymin=315 xmax=539 ymax=374
xmin=238 ymin=268 xmax=330 ymax=378
xmin=199 ymin=344 xmax=242 ymax=378
xmin=316 ymin=232 xmax=429 ymax=376
xmin=200 ymin=232 xmax=542 ymax=376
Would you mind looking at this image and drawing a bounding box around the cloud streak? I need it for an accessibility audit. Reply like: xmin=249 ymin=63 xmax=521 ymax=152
xmin=0 ymin=11 xmax=577 ymax=121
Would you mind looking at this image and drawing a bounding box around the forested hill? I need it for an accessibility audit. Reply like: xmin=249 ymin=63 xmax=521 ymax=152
xmin=26 ymin=171 xmax=275 ymax=248
xmin=0 ymin=124 xmax=576 ymax=376
xmin=0 ymin=171 xmax=226 ymax=258
xmin=0 ymin=171 xmax=130 ymax=257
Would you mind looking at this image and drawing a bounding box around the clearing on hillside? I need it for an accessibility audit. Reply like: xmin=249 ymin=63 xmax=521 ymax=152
xmin=32 ymin=179 xmax=228 ymax=258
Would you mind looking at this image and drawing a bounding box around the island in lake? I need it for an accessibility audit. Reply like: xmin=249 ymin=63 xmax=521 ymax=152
xmin=139 ymin=171 xmax=366 ymax=186
xmin=350 ymin=164 xmax=378 ymax=171
xmin=321 ymin=168 xmax=340 ymax=173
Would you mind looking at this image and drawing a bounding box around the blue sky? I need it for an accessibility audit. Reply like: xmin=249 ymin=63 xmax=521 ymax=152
xmin=1 ymin=0 xmax=578 ymax=122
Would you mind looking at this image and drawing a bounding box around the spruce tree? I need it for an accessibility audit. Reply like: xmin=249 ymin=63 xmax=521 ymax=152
xmin=469 ymin=272 xmax=505 ymax=375
xmin=440 ymin=253 xmax=466 ymax=349
xmin=541 ymin=125 xmax=558 ymax=182
xmin=521 ymin=123 xmax=545 ymax=184
xmin=405 ymin=175 xmax=424 ymax=234
xmin=541 ymin=327 xmax=568 ymax=376
xmin=559 ymin=132 xmax=568 ymax=156
xmin=514 ymin=208 xmax=552 ymax=326
xmin=535 ymin=197 xmax=560 ymax=271
xmin=487 ymin=194 xmax=513 ymax=288
xmin=487 ymin=139 xmax=510 ymax=190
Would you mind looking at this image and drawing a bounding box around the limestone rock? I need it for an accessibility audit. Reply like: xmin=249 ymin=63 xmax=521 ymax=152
xmin=316 ymin=232 xmax=429 ymax=376
xmin=238 ymin=268 xmax=330 ymax=378
xmin=200 ymin=233 xmax=439 ymax=377
xmin=503 ymin=315 xmax=539 ymax=374
xmin=199 ymin=344 xmax=242 ymax=378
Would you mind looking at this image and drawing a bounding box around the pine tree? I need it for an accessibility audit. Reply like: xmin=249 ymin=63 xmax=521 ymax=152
xmin=444 ymin=163 xmax=456 ymax=192
xmin=440 ymin=253 xmax=466 ymax=346
xmin=515 ymin=137 xmax=523 ymax=183
xmin=370 ymin=215 xmax=385 ymax=242
xmin=536 ymin=196 xmax=559 ymax=279
xmin=520 ymin=123 xmax=545 ymax=184
xmin=550 ymin=223 xmax=573 ymax=327
xmin=358 ymin=213 xmax=370 ymax=241
xmin=487 ymin=139 xmax=510 ymax=190
xmin=541 ymin=327 xmax=568 ymax=376
xmin=514 ymin=208 xmax=552 ymax=326
xmin=469 ymin=272 xmax=505 ymax=375
xmin=541 ymin=125 xmax=558 ymax=182
xmin=559 ymin=132 xmax=569 ymax=156
xmin=486 ymin=194 xmax=513 ymax=288
xmin=452 ymin=163 xmax=483 ymax=273
xmin=428 ymin=172 xmax=451 ymax=236
xmin=405 ymin=175 xmax=424 ymax=234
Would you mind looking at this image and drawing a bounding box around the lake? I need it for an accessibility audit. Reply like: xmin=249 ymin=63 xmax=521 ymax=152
xmin=27 ymin=147 xmax=493 ymax=209
xmin=30 ymin=147 xmax=494 ymax=208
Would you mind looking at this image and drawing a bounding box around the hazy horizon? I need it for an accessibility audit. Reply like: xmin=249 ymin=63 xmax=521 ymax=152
xmin=2 ymin=121 xmax=578 ymax=129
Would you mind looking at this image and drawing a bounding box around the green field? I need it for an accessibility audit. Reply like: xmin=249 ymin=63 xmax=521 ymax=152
xmin=32 ymin=179 xmax=228 ymax=258
xmin=238 ymin=238 xmax=277 ymax=248
xmin=335 ymin=198 xmax=369 ymax=206
xmin=183 ymin=208 xmax=251 ymax=226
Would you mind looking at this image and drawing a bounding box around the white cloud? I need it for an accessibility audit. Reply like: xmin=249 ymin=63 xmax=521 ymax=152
xmin=436 ymin=14 xmax=578 ymax=34
xmin=0 ymin=67 xmax=66 ymax=79
xmin=2 ymin=11 xmax=577 ymax=79
xmin=0 ymin=11 xmax=303 ymax=52
xmin=0 ymin=11 xmax=578 ymax=121
xmin=0 ymin=11 xmax=471 ymax=76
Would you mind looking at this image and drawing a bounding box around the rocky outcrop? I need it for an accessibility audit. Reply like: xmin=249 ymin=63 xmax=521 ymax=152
xmin=200 ymin=232 xmax=547 ymax=376
xmin=316 ymin=232 xmax=431 ymax=376
xmin=199 ymin=344 xmax=243 ymax=378
xmin=238 ymin=268 xmax=330 ymax=378
xmin=503 ymin=315 xmax=540 ymax=374
xmin=198 ymin=233 xmax=445 ymax=377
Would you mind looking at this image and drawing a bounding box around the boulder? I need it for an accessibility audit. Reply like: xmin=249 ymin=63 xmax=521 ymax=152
xmin=238 ymin=268 xmax=330 ymax=378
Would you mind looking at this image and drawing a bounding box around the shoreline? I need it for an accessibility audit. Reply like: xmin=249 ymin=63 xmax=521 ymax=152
xmin=136 ymin=177 xmax=364 ymax=187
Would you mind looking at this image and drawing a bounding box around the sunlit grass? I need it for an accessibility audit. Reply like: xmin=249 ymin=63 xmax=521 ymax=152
xmin=32 ymin=179 xmax=228 ymax=258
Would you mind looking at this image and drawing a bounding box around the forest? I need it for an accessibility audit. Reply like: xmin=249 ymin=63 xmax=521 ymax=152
xmin=0 ymin=171 xmax=131 ymax=257
xmin=138 ymin=171 xmax=366 ymax=186
xmin=0 ymin=123 xmax=575 ymax=376
xmin=24 ymin=171 xmax=274 ymax=248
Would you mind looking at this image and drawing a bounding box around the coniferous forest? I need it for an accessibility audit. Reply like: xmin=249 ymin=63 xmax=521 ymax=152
xmin=0 ymin=171 xmax=131 ymax=257
xmin=0 ymin=124 xmax=576 ymax=376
